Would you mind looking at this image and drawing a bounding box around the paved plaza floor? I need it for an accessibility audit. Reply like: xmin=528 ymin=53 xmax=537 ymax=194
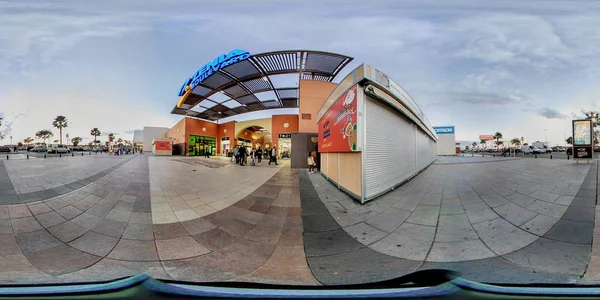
xmin=0 ymin=154 xmax=599 ymax=285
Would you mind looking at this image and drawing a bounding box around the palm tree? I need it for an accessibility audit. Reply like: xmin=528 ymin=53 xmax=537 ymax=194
xmin=53 ymin=139 xmax=59 ymax=143
xmin=23 ymin=137 xmax=33 ymax=146
xmin=71 ymin=137 xmax=82 ymax=146
xmin=90 ymin=128 xmax=101 ymax=144
xmin=511 ymin=138 xmax=522 ymax=148
xmin=493 ymin=132 xmax=503 ymax=149
xmin=35 ymin=130 xmax=54 ymax=144
xmin=52 ymin=115 xmax=68 ymax=144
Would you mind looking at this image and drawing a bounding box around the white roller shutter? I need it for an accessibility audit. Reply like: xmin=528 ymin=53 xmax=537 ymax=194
xmin=364 ymin=96 xmax=418 ymax=199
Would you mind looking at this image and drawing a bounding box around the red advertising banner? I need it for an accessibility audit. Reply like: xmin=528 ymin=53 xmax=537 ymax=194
xmin=318 ymin=85 xmax=358 ymax=152
xmin=155 ymin=141 xmax=172 ymax=151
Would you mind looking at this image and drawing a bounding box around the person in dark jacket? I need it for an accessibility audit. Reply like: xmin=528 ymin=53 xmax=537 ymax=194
xmin=256 ymin=148 xmax=263 ymax=165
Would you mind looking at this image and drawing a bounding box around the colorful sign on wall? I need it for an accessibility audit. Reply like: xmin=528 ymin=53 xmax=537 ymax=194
xmin=479 ymin=135 xmax=494 ymax=140
xmin=433 ymin=126 xmax=455 ymax=135
xmin=318 ymin=85 xmax=358 ymax=152
xmin=573 ymin=119 xmax=593 ymax=159
xmin=155 ymin=141 xmax=172 ymax=151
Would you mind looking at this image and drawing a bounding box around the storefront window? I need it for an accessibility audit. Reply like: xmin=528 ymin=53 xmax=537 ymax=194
xmin=188 ymin=135 xmax=216 ymax=156
xmin=278 ymin=133 xmax=291 ymax=159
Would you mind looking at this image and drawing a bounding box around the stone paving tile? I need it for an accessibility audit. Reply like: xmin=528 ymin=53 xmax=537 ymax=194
xmin=343 ymin=222 xmax=388 ymax=246
xmin=55 ymin=205 xmax=83 ymax=220
xmin=370 ymin=223 xmax=435 ymax=261
xmin=306 ymin=247 xmax=420 ymax=285
xmin=70 ymin=212 xmax=103 ymax=230
xmin=91 ymin=219 xmax=127 ymax=238
xmin=153 ymin=222 xmax=190 ymax=240
xmin=405 ymin=205 xmax=439 ymax=226
xmin=493 ymin=202 xmax=538 ymax=226
xmin=47 ymin=221 xmax=88 ymax=242
xmin=472 ymin=218 xmax=538 ymax=255
xmin=503 ymin=238 xmax=591 ymax=275
xmin=505 ymin=192 xmax=537 ymax=207
xmin=427 ymin=240 xmax=495 ymax=262
xmin=15 ymin=229 xmax=63 ymax=253
xmin=155 ymin=236 xmax=211 ymax=260
xmin=440 ymin=198 xmax=464 ymax=215
xmin=11 ymin=216 xmax=43 ymax=233
xmin=105 ymin=209 xmax=132 ymax=223
xmin=107 ymin=239 xmax=159 ymax=261
xmin=25 ymin=244 xmax=101 ymax=276
xmin=463 ymin=202 xmax=499 ymax=224
xmin=0 ymin=235 xmax=19 ymax=257
xmin=544 ymin=219 xmax=593 ymax=245
xmin=162 ymin=252 xmax=260 ymax=282
xmin=8 ymin=205 xmax=32 ymax=218
xmin=480 ymin=194 xmax=511 ymax=208
xmin=0 ymin=218 xmax=11 ymax=234
xmin=435 ymin=214 xmax=479 ymax=243
xmin=217 ymin=238 xmax=275 ymax=266
xmin=128 ymin=212 xmax=153 ymax=224
xmin=519 ymin=214 xmax=558 ymax=236
xmin=27 ymin=202 xmax=52 ymax=216
xmin=68 ymin=231 xmax=119 ymax=257
xmin=152 ymin=211 xmax=178 ymax=224
xmin=0 ymin=254 xmax=56 ymax=284
xmin=365 ymin=208 xmax=411 ymax=233
xmin=122 ymin=223 xmax=154 ymax=240
xmin=526 ymin=200 xmax=568 ymax=218
xmin=0 ymin=206 xmax=8 ymax=219
xmin=278 ymin=228 xmax=303 ymax=246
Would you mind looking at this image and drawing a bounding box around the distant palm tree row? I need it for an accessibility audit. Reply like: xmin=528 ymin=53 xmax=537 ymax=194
xmin=21 ymin=116 xmax=108 ymax=148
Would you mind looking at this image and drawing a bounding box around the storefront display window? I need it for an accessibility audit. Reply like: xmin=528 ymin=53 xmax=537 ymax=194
xmin=278 ymin=133 xmax=291 ymax=159
xmin=188 ymin=135 xmax=216 ymax=156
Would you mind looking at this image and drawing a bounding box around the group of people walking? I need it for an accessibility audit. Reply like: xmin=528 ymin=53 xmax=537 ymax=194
xmin=231 ymin=145 xmax=279 ymax=166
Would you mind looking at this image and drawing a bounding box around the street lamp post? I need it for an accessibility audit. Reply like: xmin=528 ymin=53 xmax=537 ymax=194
xmin=544 ymin=129 xmax=547 ymax=144
xmin=9 ymin=136 xmax=12 ymax=145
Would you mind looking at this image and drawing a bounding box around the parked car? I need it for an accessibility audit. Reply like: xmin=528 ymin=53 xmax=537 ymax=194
xmin=0 ymin=146 xmax=11 ymax=152
xmin=32 ymin=146 xmax=48 ymax=152
xmin=82 ymin=146 xmax=91 ymax=151
xmin=48 ymin=144 xmax=70 ymax=154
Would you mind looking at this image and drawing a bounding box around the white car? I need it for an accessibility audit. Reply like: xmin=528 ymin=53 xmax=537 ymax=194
xmin=48 ymin=144 xmax=69 ymax=154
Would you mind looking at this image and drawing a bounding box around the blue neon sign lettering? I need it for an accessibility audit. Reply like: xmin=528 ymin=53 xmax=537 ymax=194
xmin=178 ymin=49 xmax=252 ymax=96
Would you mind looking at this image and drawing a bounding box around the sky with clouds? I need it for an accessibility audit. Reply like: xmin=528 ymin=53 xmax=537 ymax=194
xmin=1 ymin=0 xmax=599 ymax=146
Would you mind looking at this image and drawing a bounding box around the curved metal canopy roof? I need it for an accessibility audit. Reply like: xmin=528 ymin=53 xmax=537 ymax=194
xmin=171 ymin=50 xmax=353 ymax=121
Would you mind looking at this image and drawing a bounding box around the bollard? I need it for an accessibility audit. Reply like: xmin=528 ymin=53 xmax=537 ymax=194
xmin=535 ymin=154 xmax=537 ymax=159
xmin=59 ymin=153 xmax=61 ymax=158
xmin=550 ymin=155 xmax=552 ymax=159
xmin=27 ymin=154 xmax=29 ymax=159
xmin=89 ymin=152 xmax=91 ymax=155
xmin=567 ymin=155 xmax=570 ymax=160
xmin=6 ymin=155 xmax=8 ymax=160
xmin=493 ymin=154 xmax=495 ymax=157
xmin=72 ymin=153 xmax=74 ymax=157
xmin=44 ymin=154 xmax=46 ymax=158
xmin=81 ymin=153 xmax=84 ymax=156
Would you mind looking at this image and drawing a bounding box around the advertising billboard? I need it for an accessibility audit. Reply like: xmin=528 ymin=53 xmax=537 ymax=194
xmin=318 ymin=84 xmax=358 ymax=152
xmin=434 ymin=126 xmax=455 ymax=135
xmin=155 ymin=141 xmax=172 ymax=151
xmin=479 ymin=135 xmax=494 ymax=141
xmin=572 ymin=119 xmax=593 ymax=159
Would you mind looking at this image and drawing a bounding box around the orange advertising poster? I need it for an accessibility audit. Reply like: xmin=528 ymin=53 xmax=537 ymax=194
xmin=318 ymin=85 xmax=358 ymax=152
xmin=155 ymin=141 xmax=172 ymax=151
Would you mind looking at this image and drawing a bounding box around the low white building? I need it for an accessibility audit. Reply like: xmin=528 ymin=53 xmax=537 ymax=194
xmin=433 ymin=126 xmax=456 ymax=155
xmin=142 ymin=127 xmax=169 ymax=152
